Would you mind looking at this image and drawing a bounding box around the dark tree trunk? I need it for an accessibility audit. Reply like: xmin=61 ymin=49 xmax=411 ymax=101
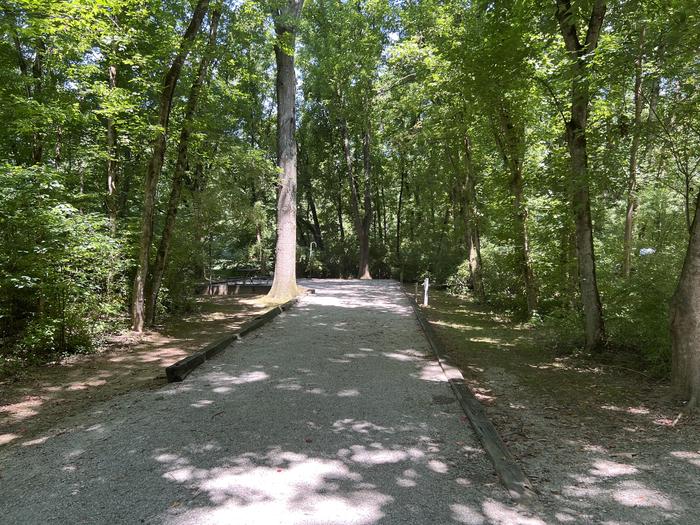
xmin=131 ymin=0 xmax=209 ymax=332
xmin=622 ymin=26 xmax=646 ymax=278
xmin=267 ymin=0 xmax=304 ymax=301
xmin=341 ymin=120 xmax=372 ymax=279
xmin=493 ymin=107 xmax=537 ymax=316
xmin=106 ymin=63 xmax=119 ymax=235
xmin=396 ymin=159 xmax=405 ymax=261
xmin=670 ymin=189 xmax=700 ymax=409
xmin=30 ymin=40 xmax=46 ymax=165
xmin=306 ymin=182 xmax=324 ymax=250
xmin=145 ymin=7 xmax=221 ymax=326
xmin=359 ymin=129 xmax=373 ymax=279
xmin=463 ymin=136 xmax=486 ymax=303
xmin=556 ymin=0 xmax=607 ymax=351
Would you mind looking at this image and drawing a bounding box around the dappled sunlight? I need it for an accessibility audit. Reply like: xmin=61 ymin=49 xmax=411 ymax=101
xmin=160 ymin=450 xmax=393 ymax=525
xmin=0 ymin=432 xmax=19 ymax=445
xmin=0 ymin=294 xmax=269 ymax=448
xmin=670 ymin=450 xmax=700 ymax=467
xmin=332 ymin=419 xmax=390 ymax=435
xmin=431 ymin=320 xmax=487 ymax=332
xmin=450 ymin=500 xmax=546 ymax=525
xmin=416 ymin=361 xmax=450 ymax=382
xmin=589 ymin=460 xmax=638 ymax=478
xmin=612 ymin=481 xmax=673 ymax=510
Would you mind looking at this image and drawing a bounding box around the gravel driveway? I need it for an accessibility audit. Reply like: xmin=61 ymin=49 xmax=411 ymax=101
xmin=0 ymin=280 xmax=539 ymax=524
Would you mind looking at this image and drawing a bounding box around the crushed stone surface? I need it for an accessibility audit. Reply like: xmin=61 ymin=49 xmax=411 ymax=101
xmin=0 ymin=280 xmax=542 ymax=524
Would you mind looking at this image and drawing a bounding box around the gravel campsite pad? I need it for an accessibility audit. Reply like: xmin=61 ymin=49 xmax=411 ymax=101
xmin=0 ymin=280 xmax=545 ymax=525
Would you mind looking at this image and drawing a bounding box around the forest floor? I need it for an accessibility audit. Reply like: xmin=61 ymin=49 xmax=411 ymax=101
xmin=416 ymin=287 xmax=700 ymax=523
xmin=0 ymin=294 xmax=268 ymax=449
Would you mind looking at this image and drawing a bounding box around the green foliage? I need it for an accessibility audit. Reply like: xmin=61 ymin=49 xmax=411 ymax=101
xmin=0 ymin=165 xmax=125 ymax=363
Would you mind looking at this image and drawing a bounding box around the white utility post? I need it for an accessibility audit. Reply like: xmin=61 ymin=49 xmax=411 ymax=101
xmin=423 ymin=277 xmax=429 ymax=307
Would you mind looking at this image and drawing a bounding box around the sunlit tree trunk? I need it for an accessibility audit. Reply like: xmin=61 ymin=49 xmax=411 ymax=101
xmin=267 ymin=0 xmax=304 ymax=301
xmin=555 ymin=0 xmax=607 ymax=351
xmin=131 ymin=0 xmax=209 ymax=331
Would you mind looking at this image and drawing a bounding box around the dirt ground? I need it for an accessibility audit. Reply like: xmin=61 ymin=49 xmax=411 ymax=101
xmin=416 ymin=288 xmax=700 ymax=523
xmin=0 ymin=295 xmax=268 ymax=449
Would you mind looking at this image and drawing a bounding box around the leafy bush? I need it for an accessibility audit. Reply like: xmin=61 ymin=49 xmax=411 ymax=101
xmin=0 ymin=166 xmax=125 ymax=364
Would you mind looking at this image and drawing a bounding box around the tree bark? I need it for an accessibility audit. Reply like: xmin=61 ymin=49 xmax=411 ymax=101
xmin=493 ymin=106 xmax=537 ymax=316
xmin=670 ymin=189 xmax=700 ymax=409
xmin=340 ymin=120 xmax=372 ymax=279
xmin=622 ymin=26 xmax=646 ymax=278
xmin=306 ymin=181 xmax=324 ymax=250
xmin=145 ymin=7 xmax=221 ymax=326
xmin=358 ymin=129 xmax=373 ymax=279
xmin=555 ymin=0 xmax=607 ymax=351
xmin=396 ymin=158 xmax=405 ymax=261
xmin=30 ymin=40 xmax=46 ymax=165
xmin=130 ymin=0 xmax=209 ymax=332
xmin=463 ymin=136 xmax=486 ymax=303
xmin=106 ymin=63 xmax=119 ymax=235
xmin=267 ymin=0 xmax=304 ymax=301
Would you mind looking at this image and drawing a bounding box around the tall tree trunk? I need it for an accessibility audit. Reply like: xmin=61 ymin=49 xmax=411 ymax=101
xmin=556 ymin=0 xmax=607 ymax=351
xmin=670 ymin=190 xmax=700 ymax=409
xmin=358 ymin=129 xmax=373 ymax=279
xmin=306 ymin=182 xmax=324 ymax=250
xmin=463 ymin=136 xmax=486 ymax=303
xmin=106 ymin=63 xmax=119 ymax=235
xmin=396 ymin=159 xmax=405 ymax=261
xmin=622 ymin=26 xmax=646 ymax=278
xmin=30 ymin=40 xmax=45 ymax=165
xmin=340 ymin=120 xmax=372 ymax=279
xmin=145 ymin=7 xmax=221 ymax=326
xmin=130 ymin=0 xmax=209 ymax=332
xmin=267 ymin=0 xmax=304 ymax=301
xmin=337 ymin=174 xmax=345 ymax=243
xmin=493 ymin=107 xmax=537 ymax=316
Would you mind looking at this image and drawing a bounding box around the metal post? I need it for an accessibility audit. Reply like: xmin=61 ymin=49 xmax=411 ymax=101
xmin=423 ymin=277 xmax=429 ymax=307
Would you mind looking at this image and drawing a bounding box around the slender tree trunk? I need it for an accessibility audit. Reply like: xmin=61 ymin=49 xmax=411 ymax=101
xmin=341 ymin=120 xmax=372 ymax=279
xmin=30 ymin=40 xmax=45 ymax=165
xmin=358 ymin=129 xmax=373 ymax=279
xmin=130 ymin=0 xmax=209 ymax=331
xmin=337 ymin=177 xmax=345 ymax=243
xmin=493 ymin=108 xmax=536 ymax=315
xmin=306 ymin=182 xmax=324 ymax=250
xmin=622 ymin=26 xmax=646 ymax=278
xmin=267 ymin=0 xmax=304 ymax=301
xmin=463 ymin=136 xmax=485 ymax=302
xmin=396 ymin=159 xmax=405 ymax=260
xmin=670 ymin=190 xmax=700 ymax=409
xmin=106 ymin=63 xmax=119 ymax=235
xmin=556 ymin=0 xmax=607 ymax=351
xmin=146 ymin=7 xmax=221 ymax=325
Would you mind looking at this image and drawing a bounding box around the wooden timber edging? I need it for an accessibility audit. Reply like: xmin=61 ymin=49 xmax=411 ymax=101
xmin=165 ymin=296 xmax=300 ymax=383
xmin=403 ymin=289 xmax=537 ymax=503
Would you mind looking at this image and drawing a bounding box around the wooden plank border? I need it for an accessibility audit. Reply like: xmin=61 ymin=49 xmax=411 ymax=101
xmin=403 ymin=288 xmax=537 ymax=502
xmin=165 ymin=296 xmax=301 ymax=383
